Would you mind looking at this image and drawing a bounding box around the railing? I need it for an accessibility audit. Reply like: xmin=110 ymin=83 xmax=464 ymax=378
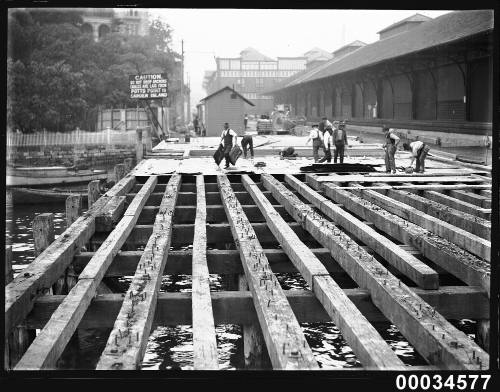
xmin=6 ymin=129 xmax=150 ymax=148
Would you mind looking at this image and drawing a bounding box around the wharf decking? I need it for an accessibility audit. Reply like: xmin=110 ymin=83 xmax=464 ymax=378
xmin=4 ymin=147 xmax=492 ymax=370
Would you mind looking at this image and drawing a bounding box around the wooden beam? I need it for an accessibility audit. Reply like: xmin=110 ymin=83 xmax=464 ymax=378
xmin=218 ymin=174 xmax=318 ymax=370
xmin=375 ymin=187 xmax=490 ymax=240
xmin=319 ymin=181 xmax=490 ymax=296
xmin=15 ymin=177 xmax=158 ymax=370
xmin=4 ymin=177 xmax=135 ymax=341
xmin=138 ymin=204 xmax=292 ymax=224
xmin=284 ymin=175 xmax=438 ymax=290
xmin=95 ymin=196 xmax=126 ymax=232
xmin=192 ymin=175 xmax=218 ymax=369
xmin=90 ymin=222 xmax=316 ymax=247
xmin=314 ymin=175 xmax=485 ymax=184
xmin=352 ymin=184 xmax=490 ymax=261
xmin=446 ymin=190 xmax=491 ymax=209
xmin=242 ymin=175 xmax=404 ymax=369
xmin=262 ymin=174 xmax=488 ymax=370
xmin=421 ymin=191 xmax=491 ymax=219
xmin=96 ymin=174 xmax=181 ymax=370
xmin=312 ymin=184 xmax=492 ymax=191
xmin=25 ymin=286 xmax=490 ymax=330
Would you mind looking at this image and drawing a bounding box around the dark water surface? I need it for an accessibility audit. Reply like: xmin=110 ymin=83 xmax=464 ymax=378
xmin=5 ymin=192 xmax=477 ymax=370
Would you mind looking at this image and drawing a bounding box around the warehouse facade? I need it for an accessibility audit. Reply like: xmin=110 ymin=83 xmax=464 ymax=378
xmin=266 ymin=10 xmax=493 ymax=136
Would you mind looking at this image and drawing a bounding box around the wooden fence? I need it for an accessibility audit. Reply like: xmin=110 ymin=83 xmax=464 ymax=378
xmin=6 ymin=129 xmax=150 ymax=148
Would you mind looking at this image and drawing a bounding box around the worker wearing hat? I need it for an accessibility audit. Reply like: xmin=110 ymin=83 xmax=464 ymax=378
xmin=383 ymin=126 xmax=400 ymax=173
xmin=332 ymin=120 xmax=348 ymax=163
xmin=306 ymin=123 xmax=324 ymax=162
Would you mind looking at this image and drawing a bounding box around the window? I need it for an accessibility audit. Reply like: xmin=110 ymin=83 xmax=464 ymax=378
xmin=256 ymin=78 xmax=264 ymax=90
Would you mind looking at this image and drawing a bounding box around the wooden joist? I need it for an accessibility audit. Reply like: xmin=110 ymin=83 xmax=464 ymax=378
xmin=351 ymin=184 xmax=490 ymax=261
xmin=15 ymin=177 xmax=158 ymax=370
xmin=313 ymin=175 xmax=485 ymax=184
xmin=374 ymin=186 xmax=490 ymax=240
xmin=95 ymin=196 xmax=126 ymax=232
xmin=446 ymin=189 xmax=491 ymax=209
xmin=262 ymin=174 xmax=488 ymax=370
xmin=284 ymin=175 xmax=438 ymax=290
xmin=90 ymin=222 xmax=316 ymax=247
xmin=421 ymin=190 xmax=491 ymax=219
xmin=315 ymin=184 xmax=491 ymax=191
xmin=137 ymin=204 xmax=292 ymax=224
xmin=218 ymin=174 xmax=318 ymax=370
xmin=5 ymin=176 xmax=136 ymax=341
xmin=192 ymin=175 xmax=218 ymax=369
xmin=96 ymin=174 xmax=181 ymax=370
xmin=242 ymin=175 xmax=404 ymax=369
xmin=317 ymin=180 xmax=490 ymax=296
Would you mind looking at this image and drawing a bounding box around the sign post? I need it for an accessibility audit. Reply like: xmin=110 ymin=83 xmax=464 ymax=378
xmin=129 ymin=73 xmax=168 ymax=138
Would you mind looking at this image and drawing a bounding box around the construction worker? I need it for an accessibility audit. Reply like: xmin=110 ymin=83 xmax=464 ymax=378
xmin=332 ymin=121 xmax=348 ymax=163
xmin=383 ymin=126 xmax=400 ymax=173
xmin=306 ymin=124 xmax=324 ymax=162
xmin=219 ymin=122 xmax=238 ymax=169
xmin=318 ymin=116 xmax=332 ymax=155
xmin=403 ymin=140 xmax=431 ymax=173
xmin=319 ymin=125 xmax=333 ymax=163
xmin=244 ymin=114 xmax=249 ymax=130
xmin=241 ymin=133 xmax=254 ymax=160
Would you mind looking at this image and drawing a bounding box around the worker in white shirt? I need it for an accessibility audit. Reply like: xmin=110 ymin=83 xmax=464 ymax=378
xmin=382 ymin=126 xmax=400 ymax=173
xmin=319 ymin=125 xmax=333 ymax=163
xmin=305 ymin=124 xmax=324 ymax=162
xmin=219 ymin=122 xmax=238 ymax=169
xmin=403 ymin=140 xmax=431 ymax=173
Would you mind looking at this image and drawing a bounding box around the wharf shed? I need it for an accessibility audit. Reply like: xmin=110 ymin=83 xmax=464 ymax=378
xmin=266 ymin=10 xmax=493 ymax=136
xmin=199 ymin=86 xmax=255 ymax=137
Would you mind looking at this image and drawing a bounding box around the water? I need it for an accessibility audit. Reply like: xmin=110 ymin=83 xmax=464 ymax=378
xmin=5 ymin=192 xmax=478 ymax=370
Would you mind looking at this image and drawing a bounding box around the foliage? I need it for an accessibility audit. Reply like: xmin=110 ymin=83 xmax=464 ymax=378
xmin=7 ymin=9 xmax=180 ymax=132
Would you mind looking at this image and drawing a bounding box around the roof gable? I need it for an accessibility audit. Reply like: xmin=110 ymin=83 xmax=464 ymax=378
xmin=200 ymin=86 xmax=255 ymax=106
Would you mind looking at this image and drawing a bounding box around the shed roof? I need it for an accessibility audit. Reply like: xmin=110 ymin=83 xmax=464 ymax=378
xmin=199 ymin=86 xmax=255 ymax=106
xmin=266 ymin=10 xmax=493 ymax=94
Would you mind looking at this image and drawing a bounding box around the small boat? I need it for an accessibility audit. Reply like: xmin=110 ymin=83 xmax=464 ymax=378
xmin=6 ymin=165 xmax=108 ymax=187
xmin=9 ymin=187 xmax=88 ymax=205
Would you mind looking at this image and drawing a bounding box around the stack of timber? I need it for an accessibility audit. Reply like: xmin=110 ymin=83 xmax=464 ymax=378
xmin=5 ymin=163 xmax=491 ymax=370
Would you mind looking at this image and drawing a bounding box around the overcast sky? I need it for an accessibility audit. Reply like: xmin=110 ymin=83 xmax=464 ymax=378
xmin=151 ymin=9 xmax=452 ymax=111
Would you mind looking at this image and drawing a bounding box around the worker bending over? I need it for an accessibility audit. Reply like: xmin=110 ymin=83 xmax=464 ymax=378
xmin=403 ymin=140 xmax=431 ymax=173
xmin=240 ymin=133 xmax=254 ymax=159
xmin=219 ymin=122 xmax=238 ymax=169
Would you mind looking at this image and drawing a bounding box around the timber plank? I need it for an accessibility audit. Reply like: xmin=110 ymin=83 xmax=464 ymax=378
xmin=262 ymin=174 xmax=488 ymax=370
xmin=15 ymin=177 xmax=158 ymax=370
xmin=446 ymin=190 xmax=491 ymax=209
xmin=5 ymin=176 xmax=136 ymax=341
xmin=96 ymin=174 xmax=181 ymax=370
xmin=218 ymin=174 xmax=318 ymax=370
xmin=95 ymin=196 xmax=126 ymax=232
xmin=315 ymin=175 xmax=485 ymax=184
xmin=422 ymin=191 xmax=491 ymax=219
xmin=242 ymin=175 xmax=404 ymax=369
xmin=313 ymin=184 xmax=492 ymax=191
xmin=352 ymin=184 xmax=490 ymax=261
xmin=285 ymin=175 xmax=438 ymax=290
xmin=26 ymin=286 xmax=489 ymax=329
xmin=376 ymin=187 xmax=490 ymax=240
xmin=319 ymin=181 xmax=490 ymax=296
xmin=192 ymin=175 xmax=218 ymax=369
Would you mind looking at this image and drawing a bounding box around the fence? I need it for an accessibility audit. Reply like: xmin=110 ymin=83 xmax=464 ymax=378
xmin=6 ymin=129 xmax=150 ymax=148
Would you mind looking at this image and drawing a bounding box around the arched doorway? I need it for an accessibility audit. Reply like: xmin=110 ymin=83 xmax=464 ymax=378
xmin=98 ymin=24 xmax=110 ymax=39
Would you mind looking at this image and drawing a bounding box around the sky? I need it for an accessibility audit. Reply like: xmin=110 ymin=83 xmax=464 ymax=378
xmin=150 ymin=9 xmax=452 ymax=111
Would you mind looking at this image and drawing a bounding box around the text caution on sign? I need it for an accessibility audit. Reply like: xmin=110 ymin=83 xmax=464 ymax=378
xmin=129 ymin=74 xmax=168 ymax=99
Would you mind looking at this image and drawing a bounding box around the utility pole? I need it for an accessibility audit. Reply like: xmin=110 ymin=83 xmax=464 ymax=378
xmin=187 ymin=72 xmax=191 ymax=123
xmin=180 ymin=39 xmax=185 ymax=126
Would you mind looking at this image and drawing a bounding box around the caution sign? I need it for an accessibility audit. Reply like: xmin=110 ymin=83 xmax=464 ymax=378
xmin=129 ymin=73 xmax=168 ymax=99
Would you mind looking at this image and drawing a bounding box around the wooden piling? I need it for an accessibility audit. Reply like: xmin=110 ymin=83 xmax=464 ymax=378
xmin=124 ymin=158 xmax=134 ymax=173
xmin=114 ymin=164 xmax=126 ymax=183
xmin=136 ymin=128 xmax=143 ymax=162
xmin=88 ymin=180 xmax=101 ymax=208
xmin=66 ymin=195 xmax=82 ymax=229
xmin=33 ymin=213 xmax=54 ymax=257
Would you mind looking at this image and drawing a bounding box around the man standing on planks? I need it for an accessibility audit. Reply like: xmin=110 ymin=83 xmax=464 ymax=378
xmin=219 ymin=122 xmax=238 ymax=169
xmin=306 ymin=123 xmax=324 ymax=163
xmin=403 ymin=140 xmax=431 ymax=173
xmin=383 ymin=126 xmax=400 ymax=173
xmin=332 ymin=120 xmax=349 ymax=164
